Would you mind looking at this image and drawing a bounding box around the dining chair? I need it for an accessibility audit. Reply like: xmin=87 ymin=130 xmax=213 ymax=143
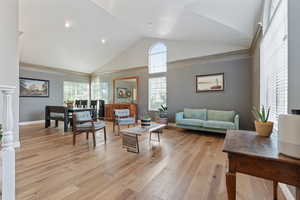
xmin=90 ymin=100 xmax=98 ymax=120
xmin=80 ymin=100 xmax=88 ymax=108
xmin=72 ymin=111 xmax=106 ymax=147
xmin=113 ymin=109 xmax=136 ymax=135
xmin=98 ymin=100 xmax=105 ymax=120
xmin=75 ymin=100 xmax=81 ymax=108
xmin=45 ymin=106 xmax=69 ymax=132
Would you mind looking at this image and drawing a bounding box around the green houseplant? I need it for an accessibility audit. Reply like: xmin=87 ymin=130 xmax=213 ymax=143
xmin=252 ymin=106 xmax=273 ymax=137
xmin=64 ymin=99 xmax=74 ymax=108
xmin=158 ymin=105 xmax=168 ymax=125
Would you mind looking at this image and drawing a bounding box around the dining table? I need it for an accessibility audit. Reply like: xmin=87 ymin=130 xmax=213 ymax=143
xmin=45 ymin=106 xmax=96 ymax=132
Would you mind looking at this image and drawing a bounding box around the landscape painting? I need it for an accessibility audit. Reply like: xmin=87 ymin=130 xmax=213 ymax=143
xmin=20 ymin=78 xmax=49 ymax=97
xmin=196 ymin=73 xmax=224 ymax=92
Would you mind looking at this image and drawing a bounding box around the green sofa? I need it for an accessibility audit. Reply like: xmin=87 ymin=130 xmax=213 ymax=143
xmin=176 ymin=108 xmax=239 ymax=134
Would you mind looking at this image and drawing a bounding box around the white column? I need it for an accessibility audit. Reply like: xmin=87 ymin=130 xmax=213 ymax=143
xmin=0 ymin=86 xmax=16 ymax=200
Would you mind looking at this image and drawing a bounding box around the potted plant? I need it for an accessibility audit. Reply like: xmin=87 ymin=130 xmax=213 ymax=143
xmin=141 ymin=113 xmax=151 ymax=128
xmin=158 ymin=105 xmax=168 ymax=125
xmin=64 ymin=100 xmax=74 ymax=108
xmin=252 ymin=106 xmax=273 ymax=137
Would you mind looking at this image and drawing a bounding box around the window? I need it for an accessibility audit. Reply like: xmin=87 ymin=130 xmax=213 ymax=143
xmin=64 ymin=81 xmax=89 ymax=102
xmin=149 ymin=77 xmax=167 ymax=111
xmin=261 ymin=0 xmax=288 ymax=131
xmin=149 ymin=43 xmax=167 ymax=74
xmin=269 ymin=0 xmax=281 ymax=20
xmin=91 ymin=81 xmax=109 ymax=103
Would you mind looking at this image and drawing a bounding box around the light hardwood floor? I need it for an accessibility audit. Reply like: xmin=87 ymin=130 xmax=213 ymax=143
xmin=16 ymin=122 xmax=286 ymax=200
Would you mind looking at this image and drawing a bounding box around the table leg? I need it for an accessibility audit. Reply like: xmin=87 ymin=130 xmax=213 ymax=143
xmin=296 ymin=187 xmax=300 ymax=200
xmin=226 ymin=172 xmax=236 ymax=200
xmin=136 ymin=135 xmax=139 ymax=153
xmin=157 ymin=131 xmax=160 ymax=142
xmin=273 ymin=181 xmax=278 ymax=200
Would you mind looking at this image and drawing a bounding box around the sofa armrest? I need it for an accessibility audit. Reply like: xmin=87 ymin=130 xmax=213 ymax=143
xmin=176 ymin=112 xmax=184 ymax=122
xmin=234 ymin=114 xmax=239 ymax=130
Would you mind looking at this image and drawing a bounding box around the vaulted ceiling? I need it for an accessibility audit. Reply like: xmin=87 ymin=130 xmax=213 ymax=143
xmin=19 ymin=0 xmax=263 ymax=73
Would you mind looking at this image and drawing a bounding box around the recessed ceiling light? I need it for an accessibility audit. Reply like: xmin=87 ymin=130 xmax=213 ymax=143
xmin=65 ymin=21 xmax=71 ymax=28
xmin=101 ymin=39 xmax=106 ymax=44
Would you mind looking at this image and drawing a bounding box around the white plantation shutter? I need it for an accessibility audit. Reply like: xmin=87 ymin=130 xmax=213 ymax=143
xmin=261 ymin=0 xmax=288 ymax=131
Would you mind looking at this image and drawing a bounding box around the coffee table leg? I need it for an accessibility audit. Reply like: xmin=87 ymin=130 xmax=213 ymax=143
xmin=158 ymin=130 xmax=160 ymax=142
xmin=136 ymin=135 xmax=139 ymax=153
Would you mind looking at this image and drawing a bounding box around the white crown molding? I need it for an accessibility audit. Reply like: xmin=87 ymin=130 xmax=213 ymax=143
xmin=20 ymin=62 xmax=91 ymax=78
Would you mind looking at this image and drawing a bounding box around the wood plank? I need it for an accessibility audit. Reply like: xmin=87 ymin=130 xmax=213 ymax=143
xmin=16 ymin=123 xmax=287 ymax=200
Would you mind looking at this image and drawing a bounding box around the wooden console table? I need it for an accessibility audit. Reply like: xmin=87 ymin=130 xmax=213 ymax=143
xmin=104 ymin=103 xmax=137 ymax=121
xmin=223 ymin=130 xmax=300 ymax=200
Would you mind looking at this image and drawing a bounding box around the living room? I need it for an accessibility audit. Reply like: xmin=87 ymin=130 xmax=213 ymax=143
xmin=0 ymin=0 xmax=299 ymax=199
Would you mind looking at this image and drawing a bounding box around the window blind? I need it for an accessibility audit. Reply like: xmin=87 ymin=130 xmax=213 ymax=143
xmin=260 ymin=0 xmax=288 ymax=131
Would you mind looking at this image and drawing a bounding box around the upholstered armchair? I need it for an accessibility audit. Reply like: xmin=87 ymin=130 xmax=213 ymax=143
xmin=73 ymin=111 xmax=106 ymax=147
xmin=113 ymin=109 xmax=136 ymax=135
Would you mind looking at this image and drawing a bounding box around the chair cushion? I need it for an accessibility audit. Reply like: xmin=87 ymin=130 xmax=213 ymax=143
xmin=203 ymin=120 xmax=235 ymax=130
xmin=176 ymin=119 xmax=205 ymax=127
xmin=50 ymin=113 xmax=64 ymax=119
xmin=114 ymin=109 xmax=130 ymax=117
xmin=183 ymin=108 xmax=207 ymax=120
xmin=207 ymin=110 xmax=235 ymax=122
xmin=116 ymin=117 xmax=135 ymax=125
xmin=77 ymin=121 xmax=105 ymax=131
xmin=75 ymin=111 xmax=92 ymax=121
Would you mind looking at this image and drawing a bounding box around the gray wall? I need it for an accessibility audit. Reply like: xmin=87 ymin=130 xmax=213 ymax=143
xmin=19 ymin=67 xmax=89 ymax=122
xmin=288 ymin=0 xmax=300 ymax=113
xmin=0 ymin=0 xmax=19 ymax=145
xmin=95 ymin=55 xmax=252 ymax=129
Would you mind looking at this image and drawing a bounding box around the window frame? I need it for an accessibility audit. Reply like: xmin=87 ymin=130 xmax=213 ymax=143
xmin=148 ymin=43 xmax=167 ymax=74
xmin=148 ymin=76 xmax=167 ymax=111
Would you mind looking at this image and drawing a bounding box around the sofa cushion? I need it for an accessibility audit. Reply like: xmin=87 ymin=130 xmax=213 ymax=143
xmin=183 ymin=108 xmax=207 ymax=120
xmin=177 ymin=119 xmax=205 ymax=127
xmin=207 ymin=110 xmax=235 ymax=122
xmin=203 ymin=120 xmax=235 ymax=130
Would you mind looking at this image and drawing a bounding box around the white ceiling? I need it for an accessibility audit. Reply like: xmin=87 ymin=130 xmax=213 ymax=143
xmin=19 ymin=0 xmax=263 ymax=73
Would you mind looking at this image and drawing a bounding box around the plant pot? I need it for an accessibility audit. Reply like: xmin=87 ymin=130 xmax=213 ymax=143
xmin=67 ymin=103 xmax=73 ymax=108
xmin=141 ymin=118 xmax=151 ymax=128
xmin=159 ymin=118 xmax=168 ymax=126
xmin=255 ymin=121 xmax=274 ymax=137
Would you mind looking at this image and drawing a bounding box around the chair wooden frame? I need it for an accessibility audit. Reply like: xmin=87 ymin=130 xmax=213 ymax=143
xmin=113 ymin=109 xmax=136 ymax=135
xmin=72 ymin=113 xmax=106 ymax=147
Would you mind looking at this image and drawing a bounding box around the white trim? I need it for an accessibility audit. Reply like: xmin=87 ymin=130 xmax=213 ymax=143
xmin=19 ymin=120 xmax=44 ymax=126
xmin=279 ymin=183 xmax=295 ymax=200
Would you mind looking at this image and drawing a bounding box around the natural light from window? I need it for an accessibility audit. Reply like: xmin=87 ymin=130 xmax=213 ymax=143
xmin=64 ymin=81 xmax=89 ymax=102
xmin=148 ymin=77 xmax=167 ymax=111
xmin=149 ymin=43 xmax=167 ymax=74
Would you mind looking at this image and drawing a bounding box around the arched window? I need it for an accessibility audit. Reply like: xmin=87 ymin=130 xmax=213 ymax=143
xmin=148 ymin=43 xmax=167 ymax=74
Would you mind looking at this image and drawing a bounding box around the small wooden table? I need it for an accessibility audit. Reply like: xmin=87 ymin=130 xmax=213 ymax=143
xmin=121 ymin=123 xmax=166 ymax=153
xmin=223 ymin=130 xmax=300 ymax=200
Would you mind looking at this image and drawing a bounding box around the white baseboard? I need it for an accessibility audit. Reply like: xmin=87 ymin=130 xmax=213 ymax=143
xmin=279 ymin=183 xmax=295 ymax=200
xmin=19 ymin=120 xmax=44 ymax=126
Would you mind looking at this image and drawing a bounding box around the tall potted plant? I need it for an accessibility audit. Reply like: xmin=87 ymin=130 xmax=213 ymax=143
xmin=158 ymin=105 xmax=168 ymax=125
xmin=252 ymin=106 xmax=273 ymax=137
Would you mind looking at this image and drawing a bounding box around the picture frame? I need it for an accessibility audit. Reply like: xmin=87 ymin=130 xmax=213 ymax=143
xmin=117 ymin=87 xmax=131 ymax=98
xmin=20 ymin=77 xmax=50 ymax=97
xmin=196 ymin=73 xmax=224 ymax=92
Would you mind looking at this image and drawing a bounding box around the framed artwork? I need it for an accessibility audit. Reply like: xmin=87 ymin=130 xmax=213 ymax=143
xmin=20 ymin=77 xmax=49 ymax=97
xmin=117 ymin=88 xmax=131 ymax=98
xmin=196 ymin=73 xmax=224 ymax=92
